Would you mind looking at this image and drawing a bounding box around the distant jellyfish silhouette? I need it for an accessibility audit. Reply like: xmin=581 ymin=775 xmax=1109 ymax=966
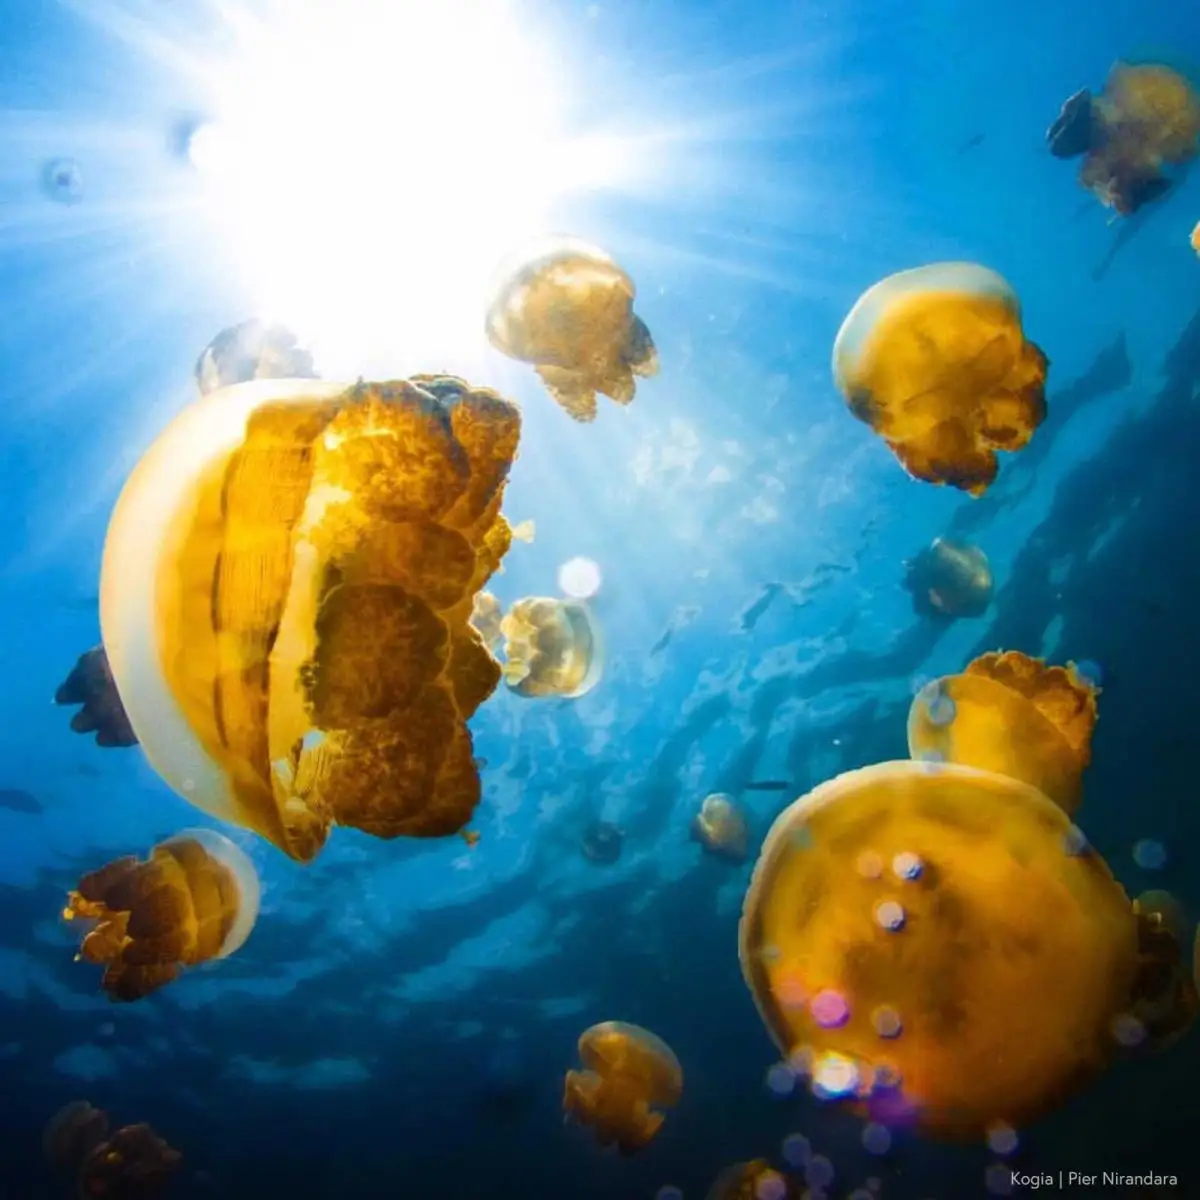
xmin=704 ymin=1159 xmax=801 ymax=1200
xmin=1125 ymin=890 xmax=1199 ymax=1053
xmin=907 ymin=651 xmax=1098 ymax=814
xmin=194 ymin=319 xmax=317 ymax=396
xmin=739 ymin=760 xmax=1140 ymax=1139
xmin=691 ymin=793 xmax=750 ymax=863
xmin=44 ymin=1101 xmax=109 ymax=1180
xmin=485 ymin=236 xmax=658 ymax=422
xmin=55 ymin=646 xmax=137 ymax=748
xmin=42 ymin=157 xmax=83 ymax=204
xmin=563 ymin=1020 xmax=683 ymax=1153
xmin=902 ymin=538 xmax=992 ymax=619
xmin=499 ymin=597 xmax=603 ymax=698
xmin=44 ymin=1102 xmax=180 ymax=1198
xmin=833 ymin=263 xmax=1048 ymax=496
xmin=581 ymin=821 xmax=623 ymax=865
xmin=1070 ymin=658 xmax=1105 ymax=689
xmin=62 ymin=828 xmax=260 ymax=1002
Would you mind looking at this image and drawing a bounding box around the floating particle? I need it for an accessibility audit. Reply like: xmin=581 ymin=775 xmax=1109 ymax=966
xmin=787 ymin=1045 xmax=815 ymax=1076
xmin=856 ymin=851 xmax=884 ymax=878
xmin=872 ymin=1005 xmax=903 ymax=1039
xmin=862 ymin=1123 xmax=892 ymax=1155
xmin=775 ymin=972 xmax=807 ymax=1009
xmin=1071 ymin=659 xmax=1104 ymax=688
xmin=781 ymin=1132 xmax=812 ymax=1168
xmin=766 ymin=1062 xmax=796 ymax=1096
xmin=805 ymin=1155 xmax=835 ymax=1189
xmin=874 ymin=900 xmax=906 ymax=932
xmin=985 ymin=1162 xmax=1014 ymax=1195
xmin=755 ymin=1172 xmax=787 ymax=1200
xmin=1133 ymin=839 xmax=1167 ymax=870
xmin=558 ymin=556 xmax=603 ymax=600
xmin=1062 ymin=825 xmax=1089 ymax=856
xmin=892 ymin=851 xmax=923 ymax=880
xmin=656 ymin=1188 xmax=683 ymax=1200
xmin=42 ymin=157 xmax=82 ymax=203
xmin=812 ymin=1052 xmax=859 ymax=1099
xmin=811 ymin=989 xmax=850 ymax=1028
xmin=921 ymin=683 xmax=957 ymax=727
xmin=985 ymin=1122 xmax=1019 ymax=1156
xmin=1111 ymin=1013 xmax=1147 ymax=1047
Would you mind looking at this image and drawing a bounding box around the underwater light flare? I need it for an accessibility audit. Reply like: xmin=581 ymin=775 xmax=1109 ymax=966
xmin=189 ymin=0 xmax=637 ymax=374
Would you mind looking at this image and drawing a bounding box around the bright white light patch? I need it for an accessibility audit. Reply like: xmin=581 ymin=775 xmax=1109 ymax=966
xmin=192 ymin=0 xmax=630 ymax=376
xmin=557 ymin=555 xmax=602 ymax=599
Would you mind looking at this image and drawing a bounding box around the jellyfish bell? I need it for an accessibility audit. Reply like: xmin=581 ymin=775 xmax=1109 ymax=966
xmin=1047 ymin=88 xmax=1099 ymax=158
xmin=739 ymin=760 xmax=1139 ymax=1140
xmin=832 ymin=263 xmax=1048 ymax=496
xmin=499 ymin=597 xmax=603 ymax=699
xmin=62 ymin=828 xmax=260 ymax=1001
xmin=691 ymin=793 xmax=750 ymax=863
xmin=78 ymin=1122 xmax=182 ymax=1198
xmin=901 ymin=538 xmax=992 ymax=620
xmin=581 ymin=820 xmax=623 ymax=865
xmin=705 ymin=1159 xmax=800 ymax=1200
xmin=907 ymin=651 xmax=1097 ymax=815
xmin=55 ymin=645 xmax=138 ymax=747
xmin=43 ymin=1101 xmax=109 ymax=1178
xmin=485 ymin=235 xmax=658 ymax=422
xmin=1125 ymin=889 xmax=1199 ymax=1053
xmin=194 ymin=319 xmax=318 ymax=397
xmin=100 ymin=374 xmax=522 ymax=862
xmin=41 ymin=157 xmax=82 ymax=204
xmin=563 ymin=1020 xmax=683 ymax=1153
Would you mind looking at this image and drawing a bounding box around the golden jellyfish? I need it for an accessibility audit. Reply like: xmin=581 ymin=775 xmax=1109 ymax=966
xmin=1191 ymin=221 xmax=1200 ymax=255
xmin=100 ymin=375 xmax=521 ymax=862
xmin=1124 ymin=890 xmax=1199 ymax=1053
xmin=55 ymin=646 xmax=137 ymax=748
xmin=62 ymin=828 xmax=260 ymax=1001
xmin=485 ymin=236 xmax=658 ymax=422
xmin=901 ymin=537 xmax=992 ymax=620
xmin=705 ymin=1159 xmax=801 ymax=1200
xmin=44 ymin=1101 xmax=109 ymax=1179
xmin=499 ymin=597 xmax=603 ymax=698
xmin=691 ymin=793 xmax=750 ymax=863
xmin=194 ymin=319 xmax=317 ymax=396
xmin=77 ymin=1122 xmax=181 ymax=1199
xmin=907 ymin=650 xmax=1098 ymax=815
xmin=563 ymin=1020 xmax=683 ymax=1153
xmin=832 ymin=264 xmax=1048 ymax=496
xmin=738 ymin=760 xmax=1140 ymax=1140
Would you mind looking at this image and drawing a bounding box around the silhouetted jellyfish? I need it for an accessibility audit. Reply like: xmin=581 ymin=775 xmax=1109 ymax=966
xmin=499 ymin=597 xmax=603 ymax=698
xmin=99 ymin=375 xmax=522 ymax=862
xmin=1124 ymin=890 xmax=1199 ymax=1053
xmin=78 ymin=1122 xmax=181 ymax=1198
xmin=42 ymin=157 xmax=82 ymax=204
xmin=194 ymin=319 xmax=317 ymax=396
xmin=485 ymin=236 xmax=658 ymax=422
xmin=705 ymin=1159 xmax=801 ymax=1200
xmin=563 ymin=1020 xmax=683 ymax=1153
xmin=691 ymin=793 xmax=750 ymax=863
xmin=62 ymin=828 xmax=261 ymax=1001
xmin=1047 ymin=89 xmax=1098 ymax=159
xmin=739 ymin=761 xmax=1140 ymax=1139
xmin=469 ymin=591 xmax=504 ymax=654
xmin=55 ymin=646 xmax=137 ymax=748
xmin=907 ymin=650 xmax=1098 ymax=814
xmin=832 ymin=264 xmax=1049 ymax=496
xmin=581 ymin=821 xmax=623 ymax=865
xmin=901 ymin=537 xmax=992 ymax=620
xmin=44 ymin=1101 xmax=109 ymax=1180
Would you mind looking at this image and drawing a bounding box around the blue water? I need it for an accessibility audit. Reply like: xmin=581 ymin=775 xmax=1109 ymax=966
xmin=1 ymin=0 xmax=1198 ymax=1196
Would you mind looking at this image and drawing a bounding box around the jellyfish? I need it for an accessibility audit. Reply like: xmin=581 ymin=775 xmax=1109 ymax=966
xmin=563 ymin=1020 xmax=683 ymax=1153
xmin=100 ymin=375 xmax=521 ymax=862
xmin=469 ymin=591 xmax=504 ymax=653
xmin=691 ymin=793 xmax=750 ymax=863
xmin=499 ymin=597 xmax=603 ymax=698
xmin=901 ymin=537 xmax=993 ymax=620
xmin=1192 ymin=221 xmax=1200 ymax=255
xmin=55 ymin=646 xmax=138 ymax=748
xmin=1124 ymin=890 xmax=1199 ymax=1053
xmin=907 ymin=651 xmax=1097 ymax=814
xmin=44 ymin=1101 xmax=109 ymax=1179
xmin=485 ymin=236 xmax=658 ymax=422
xmin=581 ymin=821 xmax=624 ymax=865
xmin=832 ymin=264 xmax=1048 ymax=496
xmin=42 ymin=157 xmax=82 ymax=204
xmin=704 ymin=1159 xmax=801 ymax=1200
xmin=1047 ymin=89 xmax=1099 ymax=158
xmin=62 ymin=828 xmax=260 ymax=1001
xmin=77 ymin=1122 xmax=181 ymax=1198
xmin=739 ymin=760 xmax=1140 ymax=1139
xmin=194 ymin=319 xmax=317 ymax=396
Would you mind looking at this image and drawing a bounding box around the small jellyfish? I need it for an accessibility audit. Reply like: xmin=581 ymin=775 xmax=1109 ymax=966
xmin=42 ymin=157 xmax=83 ymax=204
xmin=691 ymin=793 xmax=750 ymax=863
xmin=739 ymin=760 xmax=1139 ymax=1138
xmin=485 ymin=236 xmax=658 ymax=422
xmin=44 ymin=1101 xmax=109 ymax=1179
xmin=704 ymin=1160 xmax=801 ymax=1200
xmin=907 ymin=651 xmax=1098 ymax=814
xmin=1069 ymin=659 xmax=1104 ymax=689
xmin=194 ymin=319 xmax=317 ymax=396
xmin=1124 ymin=890 xmax=1199 ymax=1052
xmin=902 ymin=538 xmax=993 ymax=620
xmin=832 ymin=264 xmax=1048 ymax=496
xmin=581 ymin=821 xmax=623 ymax=865
xmin=499 ymin=596 xmax=603 ymax=698
xmin=62 ymin=828 xmax=260 ymax=1001
xmin=100 ymin=375 xmax=522 ymax=862
xmin=78 ymin=1122 xmax=181 ymax=1198
xmin=1132 ymin=839 xmax=1167 ymax=871
xmin=558 ymin=556 xmax=603 ymax=600
xmin=1192 ymin=221 xmax=1200 ymax=256
xmin=55 ymin=645 xmax=138 ymax=748
xmin=563 ymin=1020 xmax=682 ymax=1153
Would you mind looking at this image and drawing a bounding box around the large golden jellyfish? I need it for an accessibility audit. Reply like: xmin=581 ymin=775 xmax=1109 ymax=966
xmin=901 ymin=537 xmax=992 ymax=620
xmin=563 ymin=1020 xmax=683 ymax=1153
xmin=832 ymin=264 xmax=1048 ymax=496
xmin=485 ymin=236 xmax=658 ymax=422
xmin=55 ymin=646 xmax=137 ymax=747
xmin=194 ymin=319 xmax=317 ymax=396
xmin=44 ymin=1102 xmax=181 ymax=1198
xmin=704 ymin=1159 xmax=800 ymax=1200
xmin=499 ymin=597 xmax=603 ymax=698
xmin=100 ymin=375 xmax=521 ymax=862
xmin=907 ymin=650 xmax=1098 ymax=815
xmin=1126 ymin=890 xmax=1199 ymax=1052
xmin=739 ymin=760 xmax=1140 ymax=1139
xmin=691 ymin=793 xmax=750 ymax=863
xmin=62 ymin=828 xmax=260 ymax=1001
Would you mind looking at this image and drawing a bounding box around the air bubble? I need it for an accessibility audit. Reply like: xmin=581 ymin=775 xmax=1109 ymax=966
xmin=986 ymin=1122 xmax=1019 ymax=1156
xmin=892 ymin=851 xmax=923 ymax=880
xmin=781 ymin=1132 xmax=812 ymax=1168
xmin=811 ymin=989 xmax=850 ymax=1028
xmin=872 ymin=1005 xmax=903 ymax=1038
xmin=862 ymin=1123 xmax=892 ymax=1155
xmin=874 ymin=900 xmax=906 ymax=931
xmin=1132 ymin=838 xmax=1167 ymax=870
xmin=766 ymin=1062 xmax=796 ymax=1096
xmin=805 ymin=1155 xmax=835 ymax=1189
